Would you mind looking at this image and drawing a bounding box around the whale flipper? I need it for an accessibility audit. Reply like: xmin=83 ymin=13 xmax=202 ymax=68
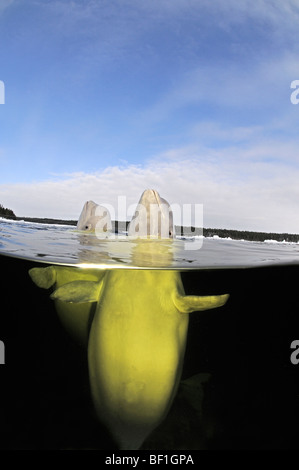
xmin=29 ymin=266 xmax=56 ymax=289
xmin=174 ymin=293 xmax=229 ymax=313
xmin=51 ymin=280 xmax=103 ymax=303
xmin=29 ymin=266 xmax=107 ymax=345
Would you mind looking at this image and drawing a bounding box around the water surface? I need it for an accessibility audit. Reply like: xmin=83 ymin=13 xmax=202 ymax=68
xmin=1 ymin=217 xmax=299 ymax=269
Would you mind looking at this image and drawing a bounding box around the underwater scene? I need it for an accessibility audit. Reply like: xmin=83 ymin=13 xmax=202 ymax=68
xmin=1 ymin=215 xmax=299 ymax=450
xmin=3 ymin=0 xmax=299 ymax=455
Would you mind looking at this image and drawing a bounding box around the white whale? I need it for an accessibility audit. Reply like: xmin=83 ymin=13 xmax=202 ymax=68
xmin=128 ymin=189 xmax=175 ymax=239
xmin=29 ymin=190 xmax=229 ymax=450
xmin=77 ymin=200 xmax=112 ymax=234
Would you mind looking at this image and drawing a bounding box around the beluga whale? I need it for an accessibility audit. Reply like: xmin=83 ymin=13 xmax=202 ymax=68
xmin=128 ymin=189 xmax=174 ymax=239
xmin=77 ymin=200 xmax=112 ymax=235
xmin=29 ymin=189 xmax=229 ymax=450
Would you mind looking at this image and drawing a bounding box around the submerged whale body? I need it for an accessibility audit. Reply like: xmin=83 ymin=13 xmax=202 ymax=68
xmin=29 ymin=189 xmax=229 ymax=450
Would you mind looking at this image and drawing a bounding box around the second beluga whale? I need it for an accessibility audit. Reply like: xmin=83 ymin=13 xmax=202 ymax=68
xmin=77 ymin=200 xmax=112 ymax=234
xmin=29 ymin=189 xmax=229 ymax=450
xmin=128 ymin=189 xmax=174 ymax=239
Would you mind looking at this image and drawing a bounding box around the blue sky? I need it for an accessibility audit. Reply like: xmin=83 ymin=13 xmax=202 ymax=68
xmin=1 ymin=0 xmax=299 ymax=232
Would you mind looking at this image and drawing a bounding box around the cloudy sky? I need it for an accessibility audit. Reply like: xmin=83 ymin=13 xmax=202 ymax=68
xmin=1 ymin=0 xmax=299 ymax=232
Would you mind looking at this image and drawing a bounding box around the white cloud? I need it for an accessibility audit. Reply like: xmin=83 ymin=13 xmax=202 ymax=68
xmin=1 ymin=140 xmax=299 ymax=234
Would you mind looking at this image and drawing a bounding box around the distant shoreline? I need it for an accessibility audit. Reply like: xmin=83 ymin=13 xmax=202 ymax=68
xmin=1 ymin=214 xmax=299 ymax=243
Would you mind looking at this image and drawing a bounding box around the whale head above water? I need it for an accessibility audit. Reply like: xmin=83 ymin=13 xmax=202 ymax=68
xmin=77 ymin=200 xmax=112 ymax=233
xmin=128 ymin=189 xmax=174 ymax=239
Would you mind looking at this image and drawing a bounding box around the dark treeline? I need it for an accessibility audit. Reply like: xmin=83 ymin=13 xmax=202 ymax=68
xmin=202 ymin=227 xmax=299 ymax=243
xmin=0 ymin=212 xmax=77 ymax=225
xmin=1 ymin=208 xmax=299 ymax=242
xmin=0 ymin=204 xmax=15 ymax=217
xmin=174 ymin=225 xmax=299 ymax=242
